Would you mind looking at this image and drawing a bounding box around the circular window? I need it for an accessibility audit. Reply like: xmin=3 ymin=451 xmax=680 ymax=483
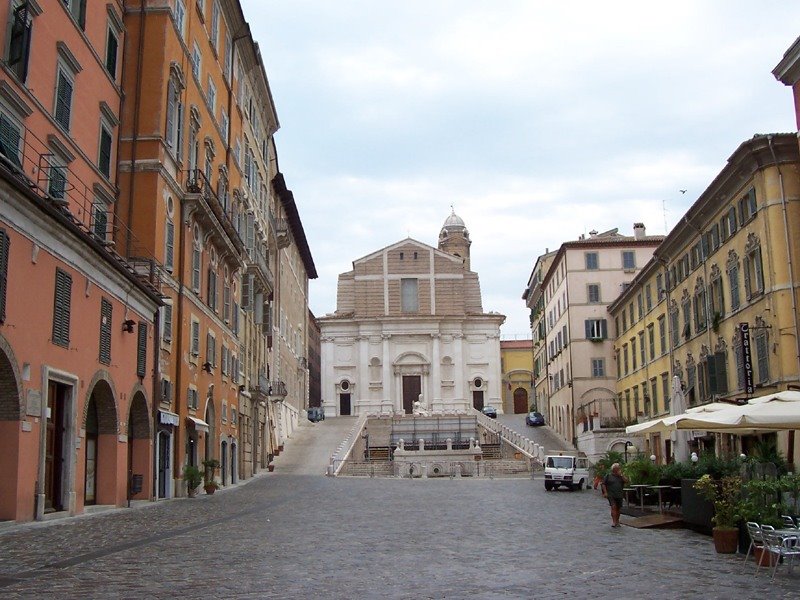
xmin=166 ymin=196 xmax=174 ymax=216
xmin=340 ymin=380 xmax=350 ymax=391
xmin=473 ymin=377 xmax=483 ymax=389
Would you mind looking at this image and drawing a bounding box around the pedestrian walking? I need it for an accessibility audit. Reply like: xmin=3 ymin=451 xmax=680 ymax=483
xmin=600 ymin=462 xmax=628 ymax=528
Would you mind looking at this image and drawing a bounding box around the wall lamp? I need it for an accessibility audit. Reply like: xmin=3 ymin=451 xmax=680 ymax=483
xmin=122 ymin=319 xmax=136 ymax=333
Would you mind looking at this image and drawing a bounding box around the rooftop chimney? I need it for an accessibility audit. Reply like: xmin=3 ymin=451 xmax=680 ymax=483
xmin=589 ymin=230 xmax=598 ymax=238
xmin=633 ymin=223 xmax=645 ymax=240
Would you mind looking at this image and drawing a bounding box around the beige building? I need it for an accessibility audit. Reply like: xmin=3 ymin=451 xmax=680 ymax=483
xmin=537 ymin=225 xmax=663 ymax=457
xmin=319 ymin=212 xmax=505 ymax=416
xmin=523 ymin=251 xmax=556 ymax=419
xmin=608 ymin=257 xmax=672 ymax=462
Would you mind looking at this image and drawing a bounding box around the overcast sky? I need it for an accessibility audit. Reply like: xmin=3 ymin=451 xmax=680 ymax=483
xmin=242 ymin=1 xmax=800 ymax=337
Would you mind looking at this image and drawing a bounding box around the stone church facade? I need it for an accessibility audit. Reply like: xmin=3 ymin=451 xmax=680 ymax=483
xmin=318 ymin=213 xmax=505 ymax=417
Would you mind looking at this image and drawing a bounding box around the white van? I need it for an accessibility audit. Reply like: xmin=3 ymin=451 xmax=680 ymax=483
xmin=543 ymin=454 xmax=590 ymax=491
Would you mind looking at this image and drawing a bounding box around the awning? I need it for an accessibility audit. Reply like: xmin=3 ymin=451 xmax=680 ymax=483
xmin=626 ymin=390 xmax=800 ymax=435
xmin=159 ymin=410 xmax=180 ymax=426
xmin=187 ymin=416 xmax=209 ymax=433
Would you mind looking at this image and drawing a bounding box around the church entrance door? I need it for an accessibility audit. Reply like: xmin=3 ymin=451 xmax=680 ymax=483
xmin=402 ymin=376 xmax=421 ymax=414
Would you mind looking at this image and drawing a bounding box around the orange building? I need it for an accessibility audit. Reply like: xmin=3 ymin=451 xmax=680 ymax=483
xmin=118 ymin=0 xmax=315 ymax=496
xmin=0 ymin=0 xmax=162 ymax=521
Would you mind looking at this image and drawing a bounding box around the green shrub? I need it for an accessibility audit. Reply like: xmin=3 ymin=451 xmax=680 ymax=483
xmin=622 ymin=457 xmax=660 ymax=485
xmin=592 ymin=450 xmax=625 ymax=480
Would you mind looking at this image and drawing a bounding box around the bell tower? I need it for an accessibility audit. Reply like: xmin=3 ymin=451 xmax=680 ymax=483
xmin=438 ymin=207 xmax=471 ymax=270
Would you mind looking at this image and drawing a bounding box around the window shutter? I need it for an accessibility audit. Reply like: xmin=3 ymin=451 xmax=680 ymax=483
xmin=192 ymin=248 xmax=200 ymax=290
xmin=137 ymin=321 xmax=147 ymax=377
xmin=9 ymin=4 xmax=31 ymax=82
xmin=98 ymin=127 xmax=112 ymax=178
xmin=715 ymin=352 xmax=728 ymax=394
xmin=99 ymin=298 xmax=112 ymax=364
xmin=165 ymin=80 xmax=176 ymax=148
xmin=584 ymin=320 xmax=592 ymax=339
xmin=600 ymin=319 xmax=608 ymax=339
xmin=163 ymin=303 xmax=173 ymax=342
xmin=55 ymin=72 xmax=73 ymax=130
xmin=175 ymin=102 xmax=184 ymax=160
xmin=52 ymin=269 xmax=72 ymax=347
xmin=241 ymin=274 xmax=252 ymax=310
xmin=165 ymin=220 xmax=174 ymax=271
xmin=0 ymin=229 xmax=8 ymax=323
xmin=93 ymin=204 xmax=108 ymax=239
xmin=77 ymin=0 xmax=87 ymax=29
xmin=0 ymin=115 xmax=22 ymax=168
xmin=105 ymin=29 xmax=118 ymax=77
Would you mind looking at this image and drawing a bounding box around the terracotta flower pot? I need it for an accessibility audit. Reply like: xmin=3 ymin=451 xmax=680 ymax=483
xmin=753 ymin=547 xmax=777 ymax=566
xmin=268 ymin=464 xmax=275 ymax=472
xmin=712 ymin=527 xmax=739 ymax=553
xmin=204 ymin=485 xmax=216 ymax=495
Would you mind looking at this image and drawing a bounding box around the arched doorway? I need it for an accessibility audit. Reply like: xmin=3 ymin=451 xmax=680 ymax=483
xmin=83 ymin=379 xmax=118 ymax=507
xmin=0 ymin=342 xmax=24 ymax=520
xmin=513 ymin=388 xmax=529 ymax=414
xmin=127 ymin=392 xmax=150 ymax=500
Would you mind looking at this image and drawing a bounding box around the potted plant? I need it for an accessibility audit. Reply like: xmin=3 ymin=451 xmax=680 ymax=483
xmin=202 ymin=458 xmax=221 ymax=495
xmin=694 ymin=474 xmax=743 ymax=553
xmin=182 ymin=465 xmax=203 ymax=498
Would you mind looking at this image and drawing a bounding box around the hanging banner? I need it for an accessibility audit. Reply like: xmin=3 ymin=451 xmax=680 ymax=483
xmin=739 ymin=322 xmax=754 ymax=395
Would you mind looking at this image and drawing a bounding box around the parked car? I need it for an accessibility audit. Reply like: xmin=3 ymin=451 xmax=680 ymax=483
xmin=307 ymin=407 xmax=325 ymax=422
xmin=481 ymin=406 xmax=498 ymax=418
xmin=526 ymin=411 xmax=545 ymax=426
xmin=543 ymin=454 xmax=590 ymax=491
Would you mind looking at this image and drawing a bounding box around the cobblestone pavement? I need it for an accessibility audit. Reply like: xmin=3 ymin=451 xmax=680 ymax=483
xmin=1 ymin=433 xmax=798 ymax=598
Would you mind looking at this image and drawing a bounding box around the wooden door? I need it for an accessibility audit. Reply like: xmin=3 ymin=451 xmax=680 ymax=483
xmin=513 ymin=388 xmax=528 ymax=413
xmin=158 ymin=431 xmax=170 ymax=498
xmin=402 ymin=376 xmax=420 ymax=414
xmin=339 ymin=393 xmax=351 ymax=416
xmin=45 ymin=382 xmax=67 ymax=512
xmin=472 ymin=390 xmax=484 ymax=411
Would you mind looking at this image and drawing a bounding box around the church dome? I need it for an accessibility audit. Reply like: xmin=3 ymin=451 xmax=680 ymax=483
xmin=440 ymin=209 xmax=469 ymax=238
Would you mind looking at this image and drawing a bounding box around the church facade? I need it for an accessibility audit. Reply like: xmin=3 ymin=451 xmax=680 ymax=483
xmin=318 ymin=213 xmax=505 ymax=417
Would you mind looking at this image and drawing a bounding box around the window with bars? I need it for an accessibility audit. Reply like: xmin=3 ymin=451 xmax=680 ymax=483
xmin=99 ymin=298 xmax=112 ymax=364
xmin=136 ymin=321 xmax=147 ymax=378
xmin=52 ymin=268 xmax=72 ymax=347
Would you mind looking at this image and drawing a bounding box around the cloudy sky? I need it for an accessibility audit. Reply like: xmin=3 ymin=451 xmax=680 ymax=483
xmin=242 ymin=0 xmax=800 ymax=336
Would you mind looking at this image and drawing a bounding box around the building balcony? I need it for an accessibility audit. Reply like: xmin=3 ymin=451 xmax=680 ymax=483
xmin=268 ymin=380 xmax=288 ymax=401
xmin=0 ymin=119 xmax=163 ymax=295
xmin=184 ymin=169 xmax=245 ymax=259
xmin=246 ymin=248 xmax=274 ymax=293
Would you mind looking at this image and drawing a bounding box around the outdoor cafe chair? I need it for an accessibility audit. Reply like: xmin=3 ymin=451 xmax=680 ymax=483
xmin=742 ymin=522 xmax=765 ymax=572
xmin=782 ymin=515 xmax=798 ymax=529
xmin=764 ymin=531 xmax=800 ymax=581
xmin=754 ymin=525 xmax=776 ymax=577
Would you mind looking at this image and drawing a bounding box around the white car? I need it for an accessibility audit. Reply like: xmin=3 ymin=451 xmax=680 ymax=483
xmin=543 ymin=454 xmax=590 ymax=491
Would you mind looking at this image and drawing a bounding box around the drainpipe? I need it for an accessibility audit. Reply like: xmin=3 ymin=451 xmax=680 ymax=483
xmin=767 ymin=135 xmax=800 ymax=379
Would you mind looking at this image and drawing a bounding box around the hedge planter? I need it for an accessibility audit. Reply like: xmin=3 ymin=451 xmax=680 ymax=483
xmin=681 ymin=478 xmax=714 ymax=533
xmin=712 ymin=527 xmax=739 ymax=553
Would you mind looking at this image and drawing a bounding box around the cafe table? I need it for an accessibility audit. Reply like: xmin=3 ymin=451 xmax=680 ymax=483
xmin=629 ymin=484 xmax=650 ymax=511
xmin=649 ymin=485 xmax=671 ymax=514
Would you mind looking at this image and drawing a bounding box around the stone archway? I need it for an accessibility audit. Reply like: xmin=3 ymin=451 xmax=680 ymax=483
xmin=127 ymin=391 xmax=151 ymax=500
xmin=84 ymin=377 xmax=118 ymax=507
xmin=0 ymin=335 xmax=25 ymax=520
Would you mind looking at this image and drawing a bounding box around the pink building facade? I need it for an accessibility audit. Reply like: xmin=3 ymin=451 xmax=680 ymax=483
xmin=0 ymin=0 xmax=161 ymax=522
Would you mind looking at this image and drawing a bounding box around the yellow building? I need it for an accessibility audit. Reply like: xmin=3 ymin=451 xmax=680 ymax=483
xmin=617 ymin=133 xmax=800 ymax=466
xmin=500 ymin=340 xmax=534 ymax=414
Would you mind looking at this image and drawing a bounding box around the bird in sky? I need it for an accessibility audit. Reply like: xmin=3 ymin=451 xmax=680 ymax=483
xmin=679 ymin=190 xmax=687 ymax=194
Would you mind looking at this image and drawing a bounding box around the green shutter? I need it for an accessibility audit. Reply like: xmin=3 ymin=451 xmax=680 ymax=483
xmin=99 ymin=127 xmax=112 ymax=177
xmin=99 ymin=298 xmax=112 ymax=364
xmin=105 ymin=29 xmax=118 ymax=77
xmin=55 ymin=72 xmax=73 ymax=130
xmin=52 ymin=269 xmax=72 ymax=347
xmin=137 ymin=321 xmax=147 ymax=377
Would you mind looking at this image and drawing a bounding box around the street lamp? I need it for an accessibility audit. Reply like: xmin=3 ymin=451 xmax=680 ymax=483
xmin=650 ymin=454 xmax=657 ymax=463
xmin=624 ymin=441 xmax=635 ymax=463
xmin=690 ymin=451 xmax=699 ymax=464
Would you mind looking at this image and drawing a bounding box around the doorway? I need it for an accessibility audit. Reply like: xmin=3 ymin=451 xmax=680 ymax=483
xmin=221 ymin=441 xmax=228 ymax=486
xmin=45 ymin=381 xmax=70 ymax=512
xmin=158 ymin=431 xmax=171 ymax=498
xmin=513 ymin=388 xmax=528 ymax=414
xmin=472 ymin=390 xmax=484 ymax=411
xmin=84 ymin=398 xmax=98 ymax=505
xmin=339 ymin=393 xmax=351 ymax=416
xmin=402 ymin=376 xmax=421 ymax=414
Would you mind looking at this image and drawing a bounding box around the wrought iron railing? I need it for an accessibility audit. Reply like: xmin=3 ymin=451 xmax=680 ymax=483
xmin=184 ymin=168 xmax=244 ymax=250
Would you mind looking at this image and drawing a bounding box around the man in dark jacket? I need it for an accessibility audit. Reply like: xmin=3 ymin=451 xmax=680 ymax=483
xmin=601 ymin=463 xmax=628 ymax=528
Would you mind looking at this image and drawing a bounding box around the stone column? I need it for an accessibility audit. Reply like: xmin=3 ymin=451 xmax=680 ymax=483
xmin=358 ymin=335 xmax=369 ymax=414
xmin=454 ymin=333 xmax=465 ymax=407
xmin=382 ymin=333 xmax=392 ymax=412
xmin=431 ymin=333 xmax=440 ymax=412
